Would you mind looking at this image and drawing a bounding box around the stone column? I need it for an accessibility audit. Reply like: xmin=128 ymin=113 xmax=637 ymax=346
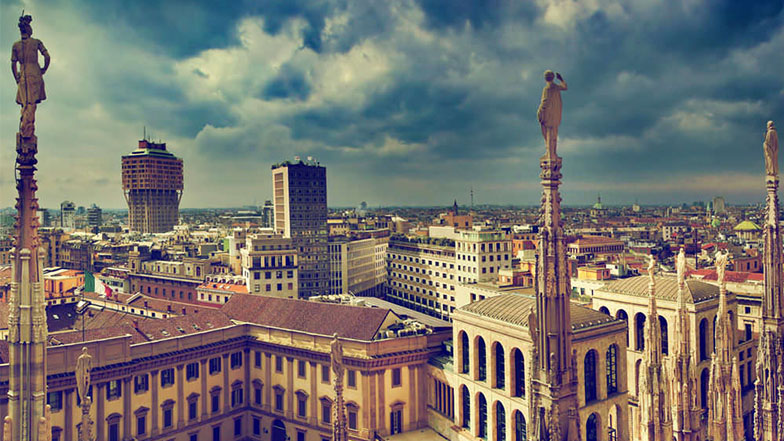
xmin=122 ymin=379 xmax=131 ymax=440
xmin=96 ymin=383 xmax=105 ymax=441
xmin=64 ymin=390 xmax=73 ymax=441
xmin=377 ymin=370 xmax=386 ymax=434
xmin=368 ymin=371 xmax=377 ymax=433
xmin=176 ymin=365 xmax=184 ymax=429
xmin=407 ymin=367 xmax=416 ymax=430
xmin=264 ymin=354 xmax=272 ymax=412
xmin=150 ymin=370 xmax=159 ymax=436
xmin=286 ymin=357 xmax=294 ymax=419
xmin=244 ymin=350 xmax=251 ymax=407
xmin=361 ymin=371 xmax=370 ymax=433
xmin=222 ymin=354 xmax=230 ymax=413
xmin=309 ymin=362 xmax=318 ymax=426
xmin=200 ymin=359 xmax=208 ymax=419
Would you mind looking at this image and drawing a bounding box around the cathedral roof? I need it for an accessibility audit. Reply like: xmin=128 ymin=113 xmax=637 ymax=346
xmin=734 ymin=220 xmax=761 ymax=231
xmin=460 ymin=293 xmax=616 ymax=331
xmin=601 ymin=275 xmax=719 ymax=303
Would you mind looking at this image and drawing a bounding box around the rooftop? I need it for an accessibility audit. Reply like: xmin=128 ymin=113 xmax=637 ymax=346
xmin=460 ymin=293 xmax=616 ymax=331
xmin=600 ymin=275 xmax=721 ymax=303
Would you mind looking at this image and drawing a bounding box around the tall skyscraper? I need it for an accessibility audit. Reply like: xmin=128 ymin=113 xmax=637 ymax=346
xmin=60 ymin=200 xmax=75 ymax=229
xmin=121 ymin=139 xmax=183 ymax=233
xmin=272 ymin=160 xmax=328 ymax=298
xmin=87 ymin=203 xmax=102 ymax=227
xmin=260 ymin=200 xmax=274 ymax=228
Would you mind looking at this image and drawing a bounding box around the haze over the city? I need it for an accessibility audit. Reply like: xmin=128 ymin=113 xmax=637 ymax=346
xmin=1 ymin=0 xmax=782 ymax=208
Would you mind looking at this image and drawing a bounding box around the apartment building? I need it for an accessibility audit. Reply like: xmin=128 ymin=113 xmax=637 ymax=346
xmin=240 ymin=233 xmax=298 ymax=298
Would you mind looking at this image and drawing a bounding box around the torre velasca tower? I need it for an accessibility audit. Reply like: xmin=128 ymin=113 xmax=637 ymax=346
xmin=121 ymin=139 xmax=184 ymax=233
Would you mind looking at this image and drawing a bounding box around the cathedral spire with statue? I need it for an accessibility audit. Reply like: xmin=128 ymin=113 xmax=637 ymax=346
xmin=530 ymin=70 xmax=580 ymax=441
xmin=5 ymin=13 xmax=52 ymax=441
xmin=755 ymin=119 xmax=783 ymax=441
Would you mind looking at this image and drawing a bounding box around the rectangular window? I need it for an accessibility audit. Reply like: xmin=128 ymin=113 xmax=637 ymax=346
xmin=230 ymin=352 xmax=243 ymax=369
xmin=231 ymin=387 xmax=244 ymax=407
xmin=275 ymin=356 xmax=283 ymax=373
xmin=209 ymin=357 xmax=222 ymax=375
xmin=297 ymin=432 xmax=305 ymax=441
xmin=134 ymin=374 xmax=149 ymax=394
xmin=109 ymin=423 xmax=119 ymax=441
xmin=186 ymin=362 xmax=200 ymax=381
xmin=234 ymin=418 xmax=241 ymax=436
xmin=190 ymin=434 xmax=198 ymax=441
xmin=298 ymin=360 xmax=306 ymax=378
xmin=106 ymin=380 xmax=122 ymax=400
xmin=322 ymin=402 xmax=332 ymax=424
xmin=136 ymin=416 xmax=146 ymax=436
xmin=254 ymin=351 xmax=262 ymax=368
xmin=253 ymin=417 xmax=260 ymax=436
xmin=322 ymin=365 xmax=330 ymax=383
xmin=161 ymin=368 xmax=175 ymax=388
xmin=213 ymin=426 xmax=221 ymax=441
xmin=347 ymin=370 xmax=356 ymax=388
xmin=297 ymin=395 xmax=307 ymax=418
xmin=212 ymin=395 xmax=220 ymax=413
xmin=348 ymin=409 xmax=358 ymax=430
xmin=275 ymin=390 xmax=284 ymax=412
xmin=46 ymin=391 xmax=63 ymax=411
xmin=189 ymin=401 xmax=198 ymax=420
xmin=163 ymin=408 xmax=173 ymax=428
xmin=391 ymin=368 xmax=402 ymax=387
xmin=255 ymin=387 xmax=262 ymax=405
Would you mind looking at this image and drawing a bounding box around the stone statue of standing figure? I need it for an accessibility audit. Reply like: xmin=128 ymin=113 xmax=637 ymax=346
xmin=11 ymin=14 xmax=49 ymax=139
xmin=537 ymin=70 xmax=567 ymax=157
xmin=76 ymin=347 xmax=92 ymax=406
xmin=765 ymin=120 xmax=779 ymax=178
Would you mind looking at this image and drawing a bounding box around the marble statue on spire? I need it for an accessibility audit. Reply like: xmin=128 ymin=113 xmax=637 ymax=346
xmin=11 ymin=14 xmax=49 ymax=139
xmin=537 ymin=70 xmax=567 ymax=157
xmin=765 ymin=121 xmax=779 ymax=178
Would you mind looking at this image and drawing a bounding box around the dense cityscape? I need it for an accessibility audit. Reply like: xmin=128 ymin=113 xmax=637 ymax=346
xmin=1 ymin=3 xmax=783 ymax=441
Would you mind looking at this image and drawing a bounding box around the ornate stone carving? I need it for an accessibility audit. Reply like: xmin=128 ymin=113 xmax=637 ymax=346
xmin=765 ymin=120 xmax=778 ymax=178
xmin=537 ymin=70 xmax=567 ymax=158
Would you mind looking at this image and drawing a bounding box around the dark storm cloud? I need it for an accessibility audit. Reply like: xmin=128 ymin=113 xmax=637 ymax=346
xmin=2 ymin=0 xmax=783 ymax=208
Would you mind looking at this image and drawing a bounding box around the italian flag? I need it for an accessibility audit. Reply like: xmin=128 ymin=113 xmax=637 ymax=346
xmin=85 ymin=271 xmax=113 ymax=298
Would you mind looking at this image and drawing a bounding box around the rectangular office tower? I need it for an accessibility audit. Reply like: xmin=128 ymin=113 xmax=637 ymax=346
xmin=122 ymin=139 xmax=184 ymax=233
xmin=272 ymin=160 xmax=328 ymax=297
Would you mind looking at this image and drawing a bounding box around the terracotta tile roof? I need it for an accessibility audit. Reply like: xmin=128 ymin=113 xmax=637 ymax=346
xmin=127 ymin=294 xmax=216 ymax=315
xmin=197 ymin=281 xmax=249 ymax=294
xmin=688 ymin=269 xmax=764 ymax=283
xmin=221 ymin=294 xmax=395 ymax=341
xmin=601 ymin=275 xmax=719 ymax=303
xmin=134 ymin=309 xmax=233 ymax=341
xmin=460 ymin=293 xmax=616 ymax=331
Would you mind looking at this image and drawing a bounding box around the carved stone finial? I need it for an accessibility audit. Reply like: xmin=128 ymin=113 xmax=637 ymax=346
xmin=11 ymin=13 xmax=50 ymax=138
xmin=537 ymin=70 xmax=567 ymax=158
xmin=765 ymin=120 xmax=778 ymax=178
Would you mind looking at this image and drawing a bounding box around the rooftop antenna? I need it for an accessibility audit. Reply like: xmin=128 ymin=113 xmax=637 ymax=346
xmin=143 ymin=125 xmax=146 ymax=141
xmin=470 ymin=186 xmax=474 ymax=209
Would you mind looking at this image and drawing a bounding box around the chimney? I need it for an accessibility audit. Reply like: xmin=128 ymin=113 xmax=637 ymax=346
xmin=182 ymin=308 xmax=186 ymax=315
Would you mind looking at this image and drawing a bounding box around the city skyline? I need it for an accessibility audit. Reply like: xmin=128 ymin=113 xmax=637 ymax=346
xmin=0 ymin=0 xmax=782 ymax=209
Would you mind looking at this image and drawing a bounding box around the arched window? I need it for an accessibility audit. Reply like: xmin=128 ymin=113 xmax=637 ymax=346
xmin=478 ymin=393 xmax=488 ymax=439
xmin=584 ymin=350 xmax=597 ymax=403
xmin=494 ymin=343 xmax=505 ymax=389
xmin=701 ymin=368 xmax=710 ymax=410
xmin=496 ymin=402 xmax=506 ymax=441
xmin=635 ymin=313 xmax=646 ymax=350
xmin=606 ymin=344 xmax=618 ymax=395
xmin=586 ymin=413 xmax=599 ymax=441
xmin=513 ymin=349 xmax=525 ymax=397
xmin=461 ymin=386 xmax=470 ymax=429
xmin=659 ymin=316 xmax=669 ymax=355
xmin=616 ymin=310 xmax=629 ymax=346
xmin=461 ymin=332 xmax=470 ymax=374
xmin=699 ymin=318 xmax=708 ymax=361
xmin=514 ymin=411 xmax=527 ymax=441
xmin=477 ymin=337 xmax=487 ymax=382
xmin=599 ymin=306 xmax=610 ymax=315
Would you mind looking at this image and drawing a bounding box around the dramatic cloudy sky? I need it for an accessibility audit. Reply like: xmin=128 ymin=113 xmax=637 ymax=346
xmin=1 ymin=0 xmax=782 ymax=209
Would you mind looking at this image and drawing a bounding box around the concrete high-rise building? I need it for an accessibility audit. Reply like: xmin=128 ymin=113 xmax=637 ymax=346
xmin=60 ymin=200 xmax=75 ymax=229
xmin=272 ymin=160 xmax=328 ymax=297
xmin=713 ymin=196 xmax=726 ymax=214
xmin=87 ymin=203 xmax=102 ymax=227
xmin=122 ymin=139 xmax=183 ymax=233
xmin=260 ymin=200 xmax=274 ymax=228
